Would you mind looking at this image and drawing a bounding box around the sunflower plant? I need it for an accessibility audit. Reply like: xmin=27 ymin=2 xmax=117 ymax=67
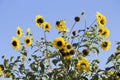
xmin=0 ymin=12 xmax=120 ymax=80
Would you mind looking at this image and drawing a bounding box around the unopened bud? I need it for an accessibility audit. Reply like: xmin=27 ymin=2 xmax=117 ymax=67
xmin=74 ymin=16 xmax=80 ymax=22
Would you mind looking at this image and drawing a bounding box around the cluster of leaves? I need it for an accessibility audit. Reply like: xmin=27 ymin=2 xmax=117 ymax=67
xmin=0 ymin=12 xmax=120 ymax=80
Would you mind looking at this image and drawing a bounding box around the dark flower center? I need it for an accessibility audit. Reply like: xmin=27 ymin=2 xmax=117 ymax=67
xmin=17 ymin=30 xmax=20 ymax=35
xmin=81 ymin=63 xmax=86 ymax=67
xmin=103 ymin=42 xmax=108 ymax=47
xmin=100 ymin=19 xmax=104 ymax=25
xmin=102 ymin=31 xmax=107 ymax=35
xmin=12 ymin=41 xmax=17 ymax=46
xmin=0 ymin=65 xmax=4 ymax=70
xmin=37 ymin=18 xmax=44 ymax=23
xmin=67 ymin=44 xmax=71 ymax=49
xmin=57 ymin=41 xmax=62 ymax=46
xmin=26 ymin=39 xmax=30 ymax=44
xmin=99 ymin=29 xmax=102 ymax=33
xmin=70 ymin=50 xmax=75 ymax=55
xmin=117 ymin=72 xmax=120 ymax=77
xmin=45 ymin=24 xmax=49 ymax=28
xmin=56 ymin=21 xmax=60 ymax=26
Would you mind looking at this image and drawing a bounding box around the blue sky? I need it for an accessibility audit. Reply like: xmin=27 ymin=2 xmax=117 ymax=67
xmin=0 ymin=0 xmax=120 ymax=79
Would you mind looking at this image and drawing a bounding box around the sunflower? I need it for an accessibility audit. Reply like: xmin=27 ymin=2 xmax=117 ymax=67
xmin=11 ymin=37 xmax=20 ymax=50
xmin=64 ymin=54 xmax=72 ymax=60
xmin=55 ymin=20 xmax=68 ymax=32
xmin=116 ymin=72 xmax=120 ymax=80
xmin=101 ymin=27 xmax=110 ymax=38
xmin=101 ymin=40 xmax=111 ymax=50
xmin=43 ymin=22 xmax=51 ymax=31
xmin=96 ymin=12 xmax=106 ymax=27
xmin=96 ymin=12 xmax=103 ymax=20
xmin=24 ymin=36 xmax=32 ymax=46
xmin=77 ymin=58 xmax=90 ymax=72
xmin=64 ymin=42 xmax=72 ymax=52
xmin=53 ymin=37 xmax=65 ymax=50
xmin=97 ymin=16 xmax=106 ymax=27
xmin=16 ymin=26 xmax=23 ymax=38
xmin=98 ymin=27 xmax=105 ymax=35
xmin=0 ymin=65 xmax=4 ymax=76
xmin=0 ymin=65 xmax=4 ymax=71
xmin=35 ymin=15 xmax=44 ymax=28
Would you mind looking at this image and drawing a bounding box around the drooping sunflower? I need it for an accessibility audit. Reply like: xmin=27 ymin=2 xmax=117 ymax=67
xmin=55 ymin=20 xmax=68 ymax=32
xmin=43 ymin=22 xmax=51 ymax=31
xmin=77 ymin=58 xmax=90 ymax=72
xmin=101 ymin=40 xmax=111 ymax=50
xmin=101 ymin=27 xmax=110 ymax=38
xmin=35 ymin=15 xmax=44 ymax=28
xmin=53 ymin=37 xmax=65 ymax=50
xmin=96 ymin=12 xmax=106 ymax=27
xmin=24 ymin=36 xmax=32 ymax=46
xmin=98 ymin=27 xmax=105 ymax=35
xmin=16 ymin=26 xmax=23 ymax=38
xmin=11 ymin=37 xmax=20 ymax=50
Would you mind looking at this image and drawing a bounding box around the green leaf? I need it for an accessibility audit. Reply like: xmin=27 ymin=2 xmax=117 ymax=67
xmin=72 ymin=43 xmax=78 ymax=48
xmin=106 ymin=54 xmax=115 ymax=64
xmin=52 ymin=59 xmax=59 ymax=66
xmin=30 ymin=62 xmax=38 ymax=72
xmin=10 ymin=56 xmax=14 ymax=62
xmin=4 ymin=59 xmax=9 ymax=68
xmin=40 ymin=62 xmax=44 ymax=74
xmin=92 ymin=47 xmax=99 ymax=54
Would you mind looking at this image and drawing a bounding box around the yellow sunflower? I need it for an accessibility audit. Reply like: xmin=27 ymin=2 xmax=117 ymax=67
xmin=97 ymin=16 xmax=106 ymax=27
xmin=101 ymin=27 xmax=110 ymax=38
xmin=11 ymin=37 xmax=20 ymax=50
xmin=64 ymin=54 xmax=72 ymax=60
xmin=0 ymin=65 xmax=4 ymax=76
xmin=53 ymin=37 xmax=65 ymax=50
xmin=116 ymin=73 xmax=120 ymax=80
xmin=43 ymin=22 xmax=51 ymax=31
xmin=64 ymin=42 xmax=72 ymax=52
xmin=101 ymin=40 xmax=111 ymax=51
xmin=16 ymin=26 xmax=23 ymax=38
xmin=98 ymin=27 xmax=105 ymax=35
xmin=96 ymin=12 xmax=103 ymax=20
xmin=35 ymin=15 xmax=44 ymax=28
xmin=55 ymin=20 xmax=68 ymax=32
xmin=24 ymin=36 xmax=32 ymax=46
xmin=96 ymin=12 xmax=106 ymax=27
xmin=77 ymin=58 xmax=90 ymax=72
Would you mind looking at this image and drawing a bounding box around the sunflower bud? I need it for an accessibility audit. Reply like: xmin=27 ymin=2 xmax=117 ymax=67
xmin=72 ymin=31 xmax=76 ymax=36
xmin=82 ymin=49 xmax=90 ymax=56
xmin=74 ymin=16 xmax=80 ymax=22
xmin=70 ymin=49 xmax=75 ymax=55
